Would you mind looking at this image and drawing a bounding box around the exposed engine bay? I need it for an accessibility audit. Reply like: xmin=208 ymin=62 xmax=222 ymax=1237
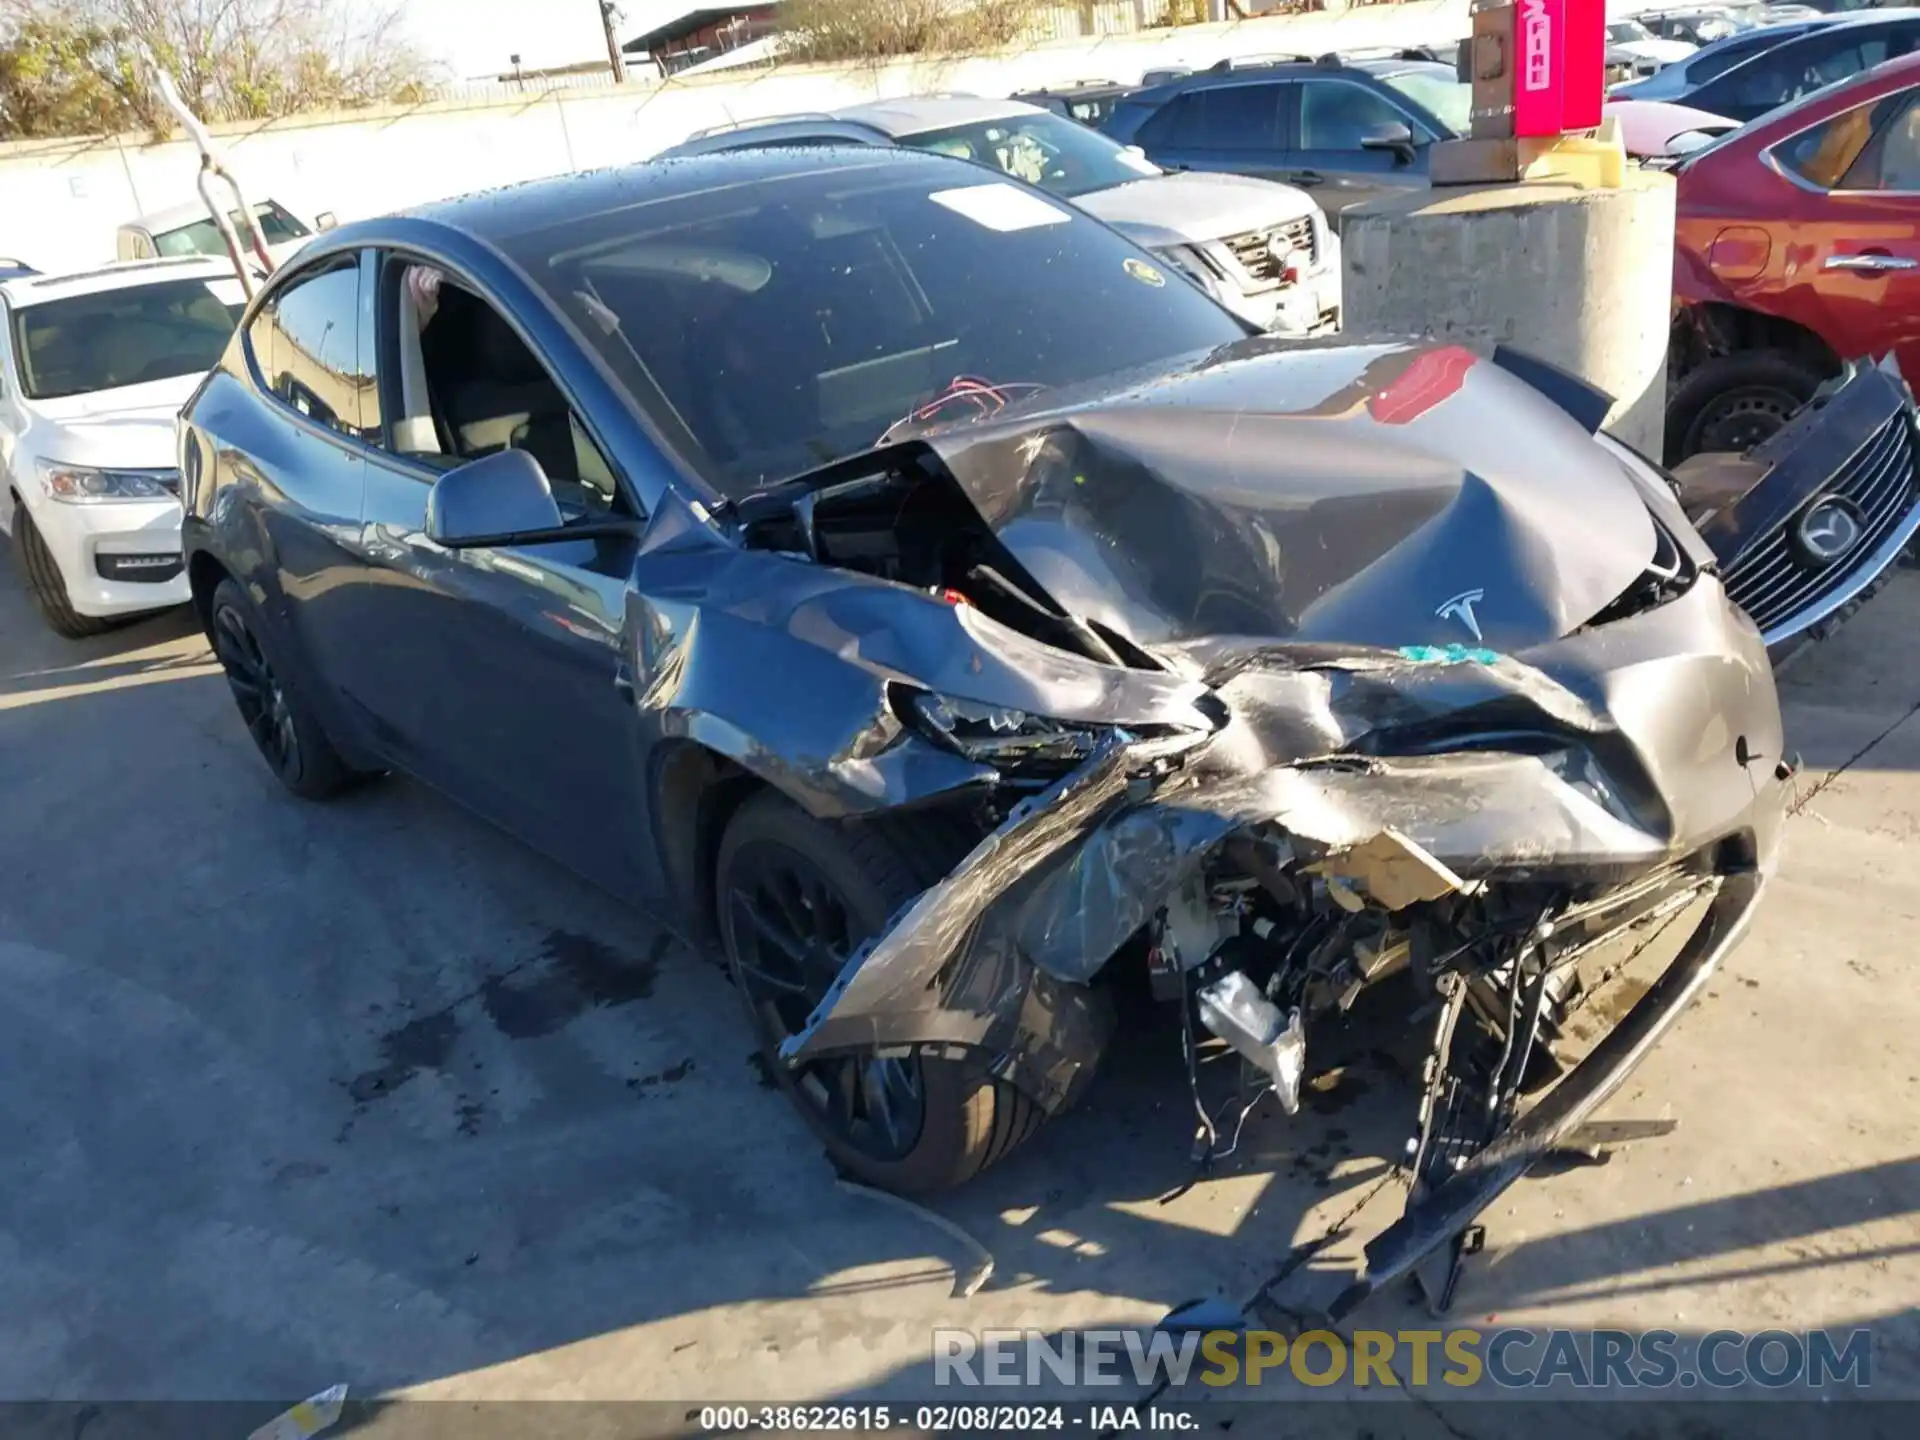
xmin=733 ymin=452 xmax=1167 ymax=678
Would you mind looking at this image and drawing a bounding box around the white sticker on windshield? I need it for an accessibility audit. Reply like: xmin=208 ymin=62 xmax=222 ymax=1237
xmin=204 ymin=278 xmax=248 ymax=307
xmin=928 ymin=183 xmax=1072 ymax=233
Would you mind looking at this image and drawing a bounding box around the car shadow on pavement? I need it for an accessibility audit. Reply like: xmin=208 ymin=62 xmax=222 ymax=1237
xmin=0 ymin=550 xmax=204 ymax=687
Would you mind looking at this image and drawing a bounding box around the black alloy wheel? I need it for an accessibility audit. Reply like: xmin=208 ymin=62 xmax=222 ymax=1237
xmin=715 ymin=792 xmax=1047 ymax=1194
xmin=213 ymin=597 xmax=300 ymax=780
xmin=207 ymin=578 xmax=360 ymax=799
xmin=724 ymin=837 xmax=928 ymax=1165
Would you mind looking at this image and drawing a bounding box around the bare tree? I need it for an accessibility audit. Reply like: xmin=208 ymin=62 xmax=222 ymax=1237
xmin=777 ymin=0 xmax=1052 ymax=65
xmin=0 ymin=0 xmax=436 ymax=139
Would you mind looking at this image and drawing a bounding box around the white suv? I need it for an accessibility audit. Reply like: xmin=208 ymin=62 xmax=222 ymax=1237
xmin=658 ymin=96 xmax=1344 ymax=337
xmin=1 ymin=258 xmax=245 ymax=637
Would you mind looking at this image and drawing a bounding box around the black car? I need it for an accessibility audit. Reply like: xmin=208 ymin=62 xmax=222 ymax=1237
xmin=1608 ymin=14 xmax=1840 ymax=100
xmin=1663 ymin=10 xmax=1920 ymax=120
xmin=1101 ymin=53 xmax=1471 ymax=223
xmin=1636 ymin=6 xmax=1756 ymax=46
xmin=181 ymin=145 xmax=1874 ymax=1309
xmin=1010 ymin=79 xmax=1133 ymax=129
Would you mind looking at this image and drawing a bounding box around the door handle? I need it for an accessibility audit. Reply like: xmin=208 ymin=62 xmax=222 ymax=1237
xmin=1291 ymin=170 xmax=1326 ymax=185
xmin=1825 ymin=252 xmax=1919 ymax=272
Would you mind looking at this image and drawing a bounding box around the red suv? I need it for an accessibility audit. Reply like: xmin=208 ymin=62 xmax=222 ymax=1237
xmin=1669 ymin=52 xmax=1920 ymax=461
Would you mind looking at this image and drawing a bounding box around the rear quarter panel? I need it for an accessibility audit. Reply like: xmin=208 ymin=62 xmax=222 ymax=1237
xmin=180 ymin=344 xmax=373 ymax=758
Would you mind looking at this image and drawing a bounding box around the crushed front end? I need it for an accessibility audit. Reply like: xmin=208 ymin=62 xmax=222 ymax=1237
xmin=782 ymin=566 xmax=1788 ymax=1318
xmin=729 ymin=338 xmax=1795 ymax=1316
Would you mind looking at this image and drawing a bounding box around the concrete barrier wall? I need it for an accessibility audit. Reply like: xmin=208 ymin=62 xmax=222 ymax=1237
xmin=0 ymin=0 xmax=1469 ymax=268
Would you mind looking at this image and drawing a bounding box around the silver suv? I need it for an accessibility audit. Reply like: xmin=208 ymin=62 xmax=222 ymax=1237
xmin=654 ymin=95 xmax=1342 ymax=336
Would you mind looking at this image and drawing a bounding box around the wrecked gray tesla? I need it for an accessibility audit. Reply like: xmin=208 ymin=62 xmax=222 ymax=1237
xmin=178 ymin=147 xmax=1915 ymax=1315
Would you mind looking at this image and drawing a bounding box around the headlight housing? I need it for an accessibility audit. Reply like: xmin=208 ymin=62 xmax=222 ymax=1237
xmin=903 ymin=690 xmax=1105 ymax=766
xmin=1157 ymin=245 xmax=1229 ymax=303
xmin=37 ymin=459 xmax=178 ymax=504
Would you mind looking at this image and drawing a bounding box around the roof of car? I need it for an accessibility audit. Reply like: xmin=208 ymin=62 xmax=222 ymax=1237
xmin=1347 ymin=57 xmax=1458 ymax=80
xmin=0 ymin=255 xmax=239 ymax=307
xmin=1015 ymin=79 xmax=1129 ymax=97
xmin=396 ymin=145 xmax=1001 ymax=245
xmin=1127 ymin=54 xmax=1418 ymax=100
xmin=1783 ymin=6 xmax=1920 ymax=27
xmin=829 ymin=95 xmax=1049 ymax=136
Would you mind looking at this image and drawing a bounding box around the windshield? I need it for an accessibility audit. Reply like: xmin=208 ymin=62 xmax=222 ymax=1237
xmin=10 ymin=276 xmax=244 ymax=399
xmin=153 ymin=202 xmax=311 ymax=258
xmin=1610 ymin=20 xmax=1657 ymax=43
xmin=897 ymin=112 xmax=1161 ymax=198
xmin=509 ymin=159 xmax=1248 ymax=497
xmin=1381 ymin=66 xmax=1472 ymax=136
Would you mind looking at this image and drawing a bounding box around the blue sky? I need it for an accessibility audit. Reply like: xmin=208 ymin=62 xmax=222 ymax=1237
xmin=399 ymin=0 xmax=689 ymax=79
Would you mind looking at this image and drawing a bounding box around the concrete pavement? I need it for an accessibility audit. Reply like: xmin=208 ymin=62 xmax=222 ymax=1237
xmin=0 ymin=550 xmax=1915 ymax=1429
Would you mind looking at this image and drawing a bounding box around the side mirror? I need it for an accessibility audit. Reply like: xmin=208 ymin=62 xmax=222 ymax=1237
xmin=425 ymin=449 xmax=564 ymax=547
xmin=1667 ymin=128 xmax=1725 ymax=157
xmin=1360 ymin=120 xmax=1418 ymax=165
xmin=315 ymin=211 xmax=338 ymax=231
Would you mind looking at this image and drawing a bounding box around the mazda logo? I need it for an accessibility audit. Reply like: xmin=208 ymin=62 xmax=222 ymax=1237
xmin=1795 ymin=499 xmax=1864 ymax=567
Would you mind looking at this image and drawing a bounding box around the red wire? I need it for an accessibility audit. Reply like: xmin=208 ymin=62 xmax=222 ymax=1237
xmin=888 ymin=375 xmax=1048 ymax=437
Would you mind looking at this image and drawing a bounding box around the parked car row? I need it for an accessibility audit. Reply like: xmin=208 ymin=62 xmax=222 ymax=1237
xmin=659 ymin=95 xmax=1345 ymax=338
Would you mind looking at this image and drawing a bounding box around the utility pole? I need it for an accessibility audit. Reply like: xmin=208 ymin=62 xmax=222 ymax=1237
xmin=601 ymin=1 xmax=627 ymax=83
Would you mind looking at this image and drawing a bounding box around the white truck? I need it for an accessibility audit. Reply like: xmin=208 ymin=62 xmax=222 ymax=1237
xmin=116 ymin=198 xmax=335 ymax=276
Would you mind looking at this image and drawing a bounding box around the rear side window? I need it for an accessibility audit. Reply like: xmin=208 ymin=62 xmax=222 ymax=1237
xmin=1691 ymin=33 xmax=1771 ymax=85
xmin=1103 ymin=98 xmax=1160 ymax=144
xmin=1840 ymin=88 xmax=1920 ymax=189
xmin=1720 ymin=27 xmax=1920 ymax=111
xmin=247 ymin=259 xmax=376 ymax=440
xmin=1773 ymin=93 xmax=1890 ymax=187
xmin=1139 ymin=83 xmax=1284 ymax=150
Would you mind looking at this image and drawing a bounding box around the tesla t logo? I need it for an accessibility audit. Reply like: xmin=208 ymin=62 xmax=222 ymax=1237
xmin=1522 ymin=0 xmax=1553 ymax=92
xmin=1437 ymin=589 xmax=1488 ymax=641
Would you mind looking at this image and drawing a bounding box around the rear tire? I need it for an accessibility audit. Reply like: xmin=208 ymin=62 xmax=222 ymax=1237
xmin=715 ymin=791 xmax=1045 ymax=1194
xmin=1666 ymin=350 xmax=1828 ymax=465
xmin=12 ymin=504 xmax=113 ymax=639
xmin=207 ymin=577 xmax=361 ymax=800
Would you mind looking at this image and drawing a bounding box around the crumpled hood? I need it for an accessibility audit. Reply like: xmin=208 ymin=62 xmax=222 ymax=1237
xmin=1078 ymin=171 xmax=1317 ymax=247
xmin=919 ymin=338 xmax=1660 ymax=655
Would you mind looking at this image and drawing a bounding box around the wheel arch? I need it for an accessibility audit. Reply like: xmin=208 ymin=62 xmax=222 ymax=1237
xmin=1669 ymin=301 xmax=1845 ymax=389
xmin=649 ymin=730 xmax=989 ymax=951
xmin=186 ymin=548 xmax=232 ymax=638
xmin=649 ymin=738 xmax=765 ymax=950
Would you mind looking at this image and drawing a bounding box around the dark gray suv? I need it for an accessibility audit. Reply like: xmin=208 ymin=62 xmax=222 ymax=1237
xmin=1101 ymin=53 xmax=1471 ymax=225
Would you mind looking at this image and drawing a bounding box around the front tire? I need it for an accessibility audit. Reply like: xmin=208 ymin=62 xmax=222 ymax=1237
xmin=12 ymin=504 xmax=112 ymax=639
xmin=715 ymin=792 xmax=1045 ymax=1194
xmin=207 ymin=577 xmax=361 ymax=800
xmin=1666 ymin=350 xmax=1827 ymax=465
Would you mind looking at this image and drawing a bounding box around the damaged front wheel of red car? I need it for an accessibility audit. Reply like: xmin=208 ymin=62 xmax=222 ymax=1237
xmin=716 ymin=792 xmax=1043 ymax=1194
